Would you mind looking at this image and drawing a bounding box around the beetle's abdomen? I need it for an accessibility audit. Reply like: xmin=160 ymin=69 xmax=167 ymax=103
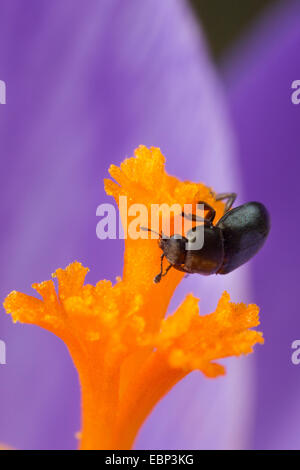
xmin=183 ymin=225 xmax=224 ymax=275
xmin=217 ymin=202 xmax=270 ymax=274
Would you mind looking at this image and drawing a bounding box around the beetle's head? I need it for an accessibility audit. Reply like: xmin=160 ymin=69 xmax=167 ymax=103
xmin=160 ymin=235 xmax=186 ymax=266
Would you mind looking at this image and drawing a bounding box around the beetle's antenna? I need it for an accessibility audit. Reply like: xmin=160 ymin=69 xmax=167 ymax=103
xmin=140 ymin=226 xmax=162 ymax=238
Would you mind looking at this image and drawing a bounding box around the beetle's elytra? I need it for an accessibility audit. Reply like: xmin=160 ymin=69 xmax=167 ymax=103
xmin=141 ymin=193 xmax=270 ymax=283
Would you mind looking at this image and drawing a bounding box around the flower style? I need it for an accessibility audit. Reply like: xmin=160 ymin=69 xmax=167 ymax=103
xmin=3 ymin=146 xmax=263 ymax=450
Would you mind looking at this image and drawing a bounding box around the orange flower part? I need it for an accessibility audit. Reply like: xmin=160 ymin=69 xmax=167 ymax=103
xmin=0 ymin=444 xmax=13 ymax=450
xmin=3 ymin=146 xmax=263 ymax=450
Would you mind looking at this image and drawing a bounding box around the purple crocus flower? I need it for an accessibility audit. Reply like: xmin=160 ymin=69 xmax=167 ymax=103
xmin=224 ymin=0 xmax=300 ymax=450
xmin=0 ymin=0 xmax=257 ymax=450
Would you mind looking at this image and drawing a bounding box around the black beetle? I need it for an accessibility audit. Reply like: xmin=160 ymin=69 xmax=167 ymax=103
xmin=141 ymin=193 xmax=270 ymax=283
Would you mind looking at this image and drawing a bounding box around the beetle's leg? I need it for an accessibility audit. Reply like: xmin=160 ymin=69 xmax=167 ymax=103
xmin=161 ymin=264 xmax=172 ymax=278
xmin=197 ymin=201 xmax=216 ymax=222
xmin=216 ymin=192 xmax=237 ymax=213
xmin=181 ymin=212 xmax=204 ymax=222
xmin=154 ymin=263 xmax=172 ymax=284
xmin=153 ymin=253 xmax=165 ymax=283
xmin=182 ymin=201 xmax=215 ymax=224
xmin=154 ymin=256 xmax=173 ymax=284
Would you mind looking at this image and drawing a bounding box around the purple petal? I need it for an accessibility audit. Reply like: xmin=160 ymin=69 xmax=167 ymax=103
xmin=224 ymin=0 xmax=300 ymax=450
xmin=0 ymin=0 xmax=249 ymax=449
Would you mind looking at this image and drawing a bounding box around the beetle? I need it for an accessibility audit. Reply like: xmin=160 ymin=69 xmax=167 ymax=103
xmin=141 ymin=193 xmax=270 ymax=283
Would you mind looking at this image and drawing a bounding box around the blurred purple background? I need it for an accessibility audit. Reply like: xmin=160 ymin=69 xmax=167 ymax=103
xmin=224 ymin=0 xmax=300 ymax=449
xmin=0 ymin=0 xmax=299 ymax=450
